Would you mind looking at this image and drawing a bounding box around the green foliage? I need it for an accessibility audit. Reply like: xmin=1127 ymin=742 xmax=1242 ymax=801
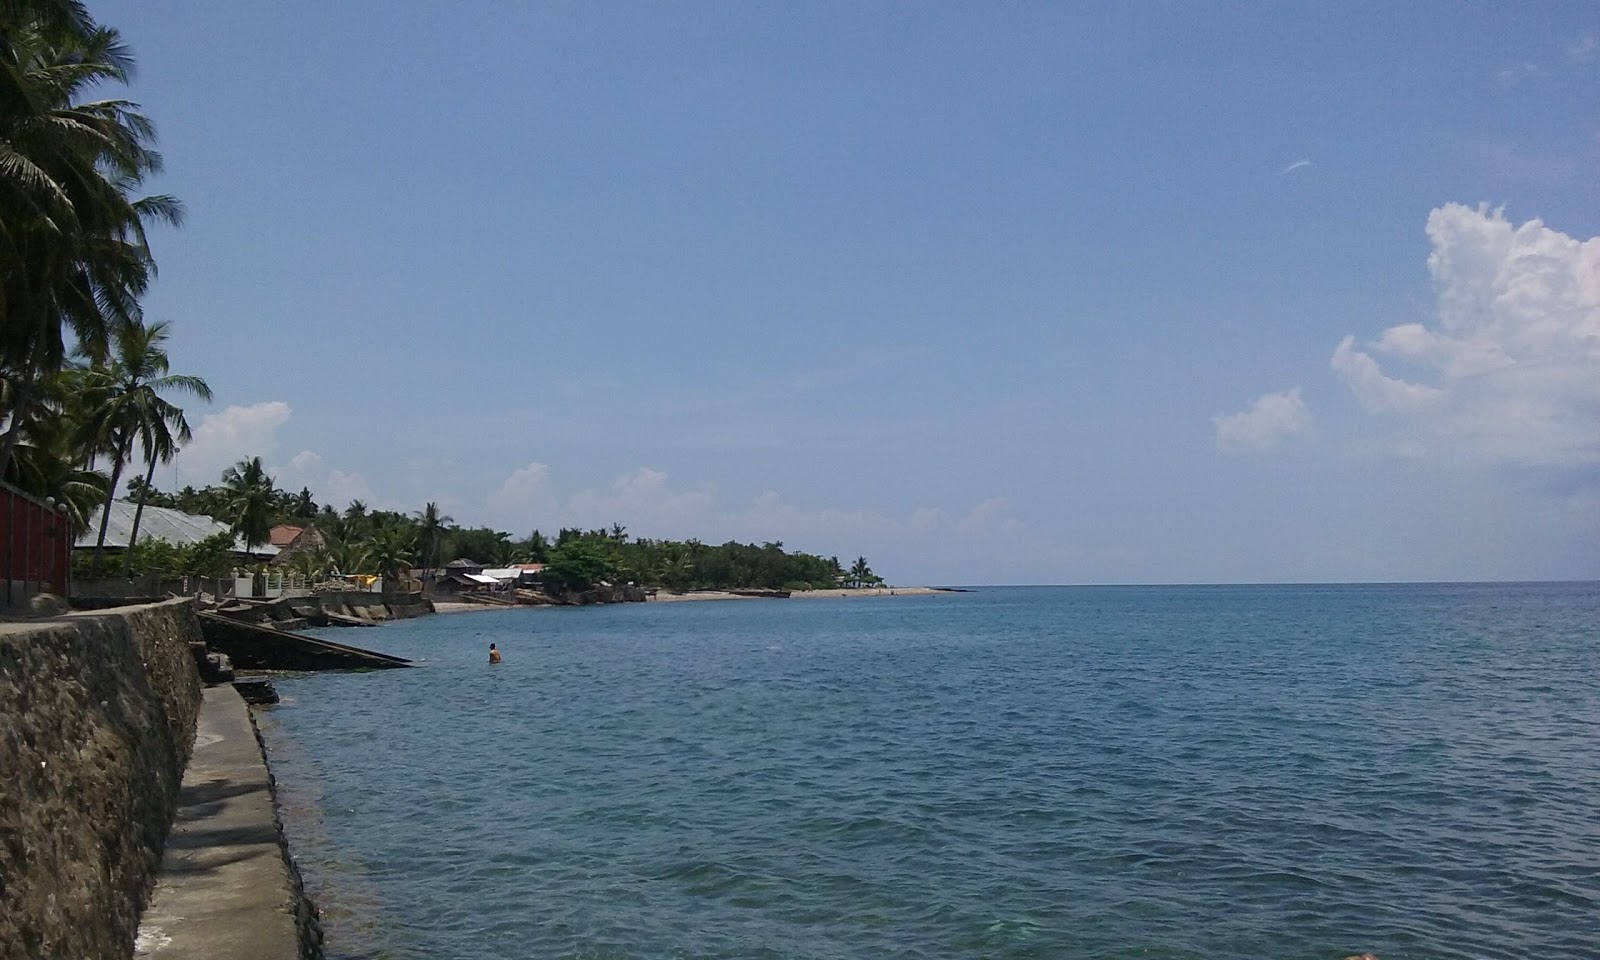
xmin=86 ymin=530 xmax=241 ymax=580
xmin=220 ymin=456 xmax=275 ymax=549
xmin=528 ymin=529 xmax=847 ymax=592
xmin=848 ymin=556 xmax=879 ymax=588
xmin=100 ymin=468 xmax=870 ymax=594
xmin=293 ymin=487 xmax=317 ymax=518
xmin=0 ymin=9 xmax=183 ymax=481
xmin=543 ymin=540 xmax=617 ymax=589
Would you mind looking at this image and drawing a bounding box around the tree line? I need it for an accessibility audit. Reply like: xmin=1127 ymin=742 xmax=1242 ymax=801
xmin=119 ymin=468 xmax=884 ymax=592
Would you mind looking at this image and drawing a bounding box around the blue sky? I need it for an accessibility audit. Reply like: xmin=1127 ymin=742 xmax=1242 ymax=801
xmin=98 ymin=1 xmax=1599 ymax=584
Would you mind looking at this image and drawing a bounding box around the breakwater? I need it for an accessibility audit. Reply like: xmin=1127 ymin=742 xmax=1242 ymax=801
xmin=0 ymin=600 xmax=202 ymax=960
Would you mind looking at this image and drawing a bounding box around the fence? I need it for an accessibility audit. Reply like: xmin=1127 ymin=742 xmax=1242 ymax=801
xmin=2 ymin=480 xmax=73 ymax=609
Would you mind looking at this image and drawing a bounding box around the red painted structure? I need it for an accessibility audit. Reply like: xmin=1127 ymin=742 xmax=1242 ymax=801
xmin=2 ymin=480 xmax=72 ymax=605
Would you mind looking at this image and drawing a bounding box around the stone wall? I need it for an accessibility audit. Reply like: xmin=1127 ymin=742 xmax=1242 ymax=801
xmin=0 ymin=599 xmax=204 ymax=960
xmin=308 ymin=591 xmax=433 ymax=621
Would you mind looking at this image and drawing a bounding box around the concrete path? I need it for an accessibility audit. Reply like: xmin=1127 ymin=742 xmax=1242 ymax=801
xmin=134 ymin=685 xmax=301 ymax=960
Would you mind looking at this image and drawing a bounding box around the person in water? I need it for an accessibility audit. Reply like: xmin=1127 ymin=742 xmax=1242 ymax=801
xmin=488 ymin=643 xmax=502 ymax=664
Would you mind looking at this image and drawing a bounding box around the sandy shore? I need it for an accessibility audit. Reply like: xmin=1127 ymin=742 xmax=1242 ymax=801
xmin=791 ymin=586 xmax=953 ymax=598
xmin=649 ymin=586 xmax=954 ymax=602
xmin=430 ymin=600 xmax=515 ymax=615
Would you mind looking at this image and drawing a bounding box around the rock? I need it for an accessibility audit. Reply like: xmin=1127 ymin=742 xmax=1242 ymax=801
xmin=22 ymin=593 xmax=70 ymax=617
xmin=232 ymin=677 xmax=279 ymax=705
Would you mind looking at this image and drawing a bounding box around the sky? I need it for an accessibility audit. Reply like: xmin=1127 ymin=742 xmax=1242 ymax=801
xmin=92 ymin=1 xmax=1599 ymax=584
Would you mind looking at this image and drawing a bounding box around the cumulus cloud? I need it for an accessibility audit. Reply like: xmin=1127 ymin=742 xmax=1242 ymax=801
xmin=568 ymin=468 xmax=716 ymax=531
xmin=274 ymin=447 xmax=397 ymax=511
xmin=170 ymin=401 xmax=291 ymax=487
xmin=324 ymin=469 xmax=378 ymax=507
xmin=486 ymin=462 xmax=562 ymax=529
xmin=1213 ymin=388 xmax=1313 ymax=452
xmin=1332 ymin=203 xmax=1600 ymax=466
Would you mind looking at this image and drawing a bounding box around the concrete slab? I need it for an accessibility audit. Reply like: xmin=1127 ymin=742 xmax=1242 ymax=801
xmin=134 ymin=685 xmax=301 ymax=960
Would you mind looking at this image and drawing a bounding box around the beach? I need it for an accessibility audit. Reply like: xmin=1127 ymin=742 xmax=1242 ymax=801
xmin=649 ymin=586 xmax=954 ymax=602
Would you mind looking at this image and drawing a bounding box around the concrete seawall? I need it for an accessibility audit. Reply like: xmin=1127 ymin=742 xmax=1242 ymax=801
xmin=0 ymin=600 xmax=203 ymax=960
xmin=134 ymin=685 xmax=320 ymax=960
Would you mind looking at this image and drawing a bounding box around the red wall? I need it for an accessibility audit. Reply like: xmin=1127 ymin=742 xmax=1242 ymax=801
xmin=2 ymin=484 xmax=71 ymax=597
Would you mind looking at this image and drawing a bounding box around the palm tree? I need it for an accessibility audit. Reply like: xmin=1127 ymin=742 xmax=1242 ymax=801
xmin=415 ymin=501 xmax=451 ymax=575
xmin=77 ymin=319 xmax=210 ymax=576
xmin=119 ymin=418 xmax=179 ymax=576
xmin=366 ymin=527 xmax=416 ymax=587
xmin=0 ymin=15 xmax=182 ymax=479
xmin=325 ymin=540 xmax=371 ymax=577
xmin=292 ymin=486 xmax=316 ymax=518
xmin=1 ymin=367 xmax=108 ymax=533
xmin=286 ymin=548 xmax=329 ymax=584
xmin=849 ymin=556 xmax=873 ymax=588
xmin=221 ymin=456 xmax=275 ymax=553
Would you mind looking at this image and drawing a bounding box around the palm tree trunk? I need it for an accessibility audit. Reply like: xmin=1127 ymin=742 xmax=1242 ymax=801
xmin=122 ymin=454 xmax=157 ymax=577
xmin=88 ymin=438 xmax=129 ymax=580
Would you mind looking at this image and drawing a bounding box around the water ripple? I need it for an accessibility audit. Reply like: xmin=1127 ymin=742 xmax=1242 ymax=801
xmin=258 ymin=583 xmax=1600 ymax=960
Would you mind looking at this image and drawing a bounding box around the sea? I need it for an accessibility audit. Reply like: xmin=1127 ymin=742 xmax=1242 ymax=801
xmin=254 ymin=583 xmax=1600 ymax=960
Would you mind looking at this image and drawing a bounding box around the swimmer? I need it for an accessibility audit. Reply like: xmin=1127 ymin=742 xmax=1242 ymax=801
xmin=488 ymin=643 xmax=502 ymax=664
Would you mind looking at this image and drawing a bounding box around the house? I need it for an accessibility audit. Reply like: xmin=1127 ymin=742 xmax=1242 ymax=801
xmin=74 ymin=501 xmax=278 ymax=562
xmin=481 ymin=563 xmax=546 ymax=588
xmin=268 ymin=525 xmax=327 ymax=565
xmin=433 ymin=557 xmax=499 ymax=595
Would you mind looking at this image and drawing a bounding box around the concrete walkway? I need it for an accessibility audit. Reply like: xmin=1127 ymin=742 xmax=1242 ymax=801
xmin=134 ymin=685 xmax=301 ymax=960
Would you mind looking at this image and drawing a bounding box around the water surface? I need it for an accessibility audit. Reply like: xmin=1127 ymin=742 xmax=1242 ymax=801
xmin=257 ymin=583 xmax=1600 ymax=959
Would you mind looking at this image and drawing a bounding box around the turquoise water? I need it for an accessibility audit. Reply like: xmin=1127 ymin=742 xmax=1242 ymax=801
xmin=256 ymin=584 xmax=1600 ymax=960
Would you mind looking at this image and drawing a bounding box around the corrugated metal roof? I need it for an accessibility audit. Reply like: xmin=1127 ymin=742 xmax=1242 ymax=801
xmin=75 ymin=501 xmax=279 ymax=557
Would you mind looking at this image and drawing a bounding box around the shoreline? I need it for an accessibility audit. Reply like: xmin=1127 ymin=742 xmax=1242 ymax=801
xmin=649 ymin=586 xmax=957 ymax=602
xmin=425 ymin=587 xmax=962 ymax=612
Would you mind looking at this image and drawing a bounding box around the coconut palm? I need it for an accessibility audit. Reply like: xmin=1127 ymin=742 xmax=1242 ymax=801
xmin=415 ymin=501 xmax=451 ymax=576
xmin=325 ymin=540 xmax=371 ymax=577
xmin=220 ymin=456 xmax=275 ymax=552
xmin=0 ymin=12 xmax=182 ymax=479
xmin=78 ymin=319 xmax=210 ymax=576
xmin=366 ymin=527 xmax=416 ymax=586
xmin=286 ymin=548 xmax=329 ymax=584
xmin=1 ymin=368 xmax=107 ymax=533
xmin=849 ymin=556 xmax=873 ymax=588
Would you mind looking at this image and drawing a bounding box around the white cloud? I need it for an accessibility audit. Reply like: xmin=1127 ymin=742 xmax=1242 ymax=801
xmin=956 ymin=497 xmax=1026 ymax=537
xmin=170 ymin=401 xmax=291 ymax=487
xmin=1329 ymin=338 xmax=1446 ymax=413
xmin=1213 ymin=388 xmax=1313 ymax=452
xmin=325 ymin=469 xmax=378 ymax=507
xmin=568 ymin=468 xmax=716 ymax=531
xmin=273 ymin=447 xmax=398 ymax=511
xmin=486 ymin=462 xmax=562 ymax=529
xmin=1278 ymin=158 xmax=1312 ymax=176
xmin=1333 ymin=203 xmax=1600 ymax=466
